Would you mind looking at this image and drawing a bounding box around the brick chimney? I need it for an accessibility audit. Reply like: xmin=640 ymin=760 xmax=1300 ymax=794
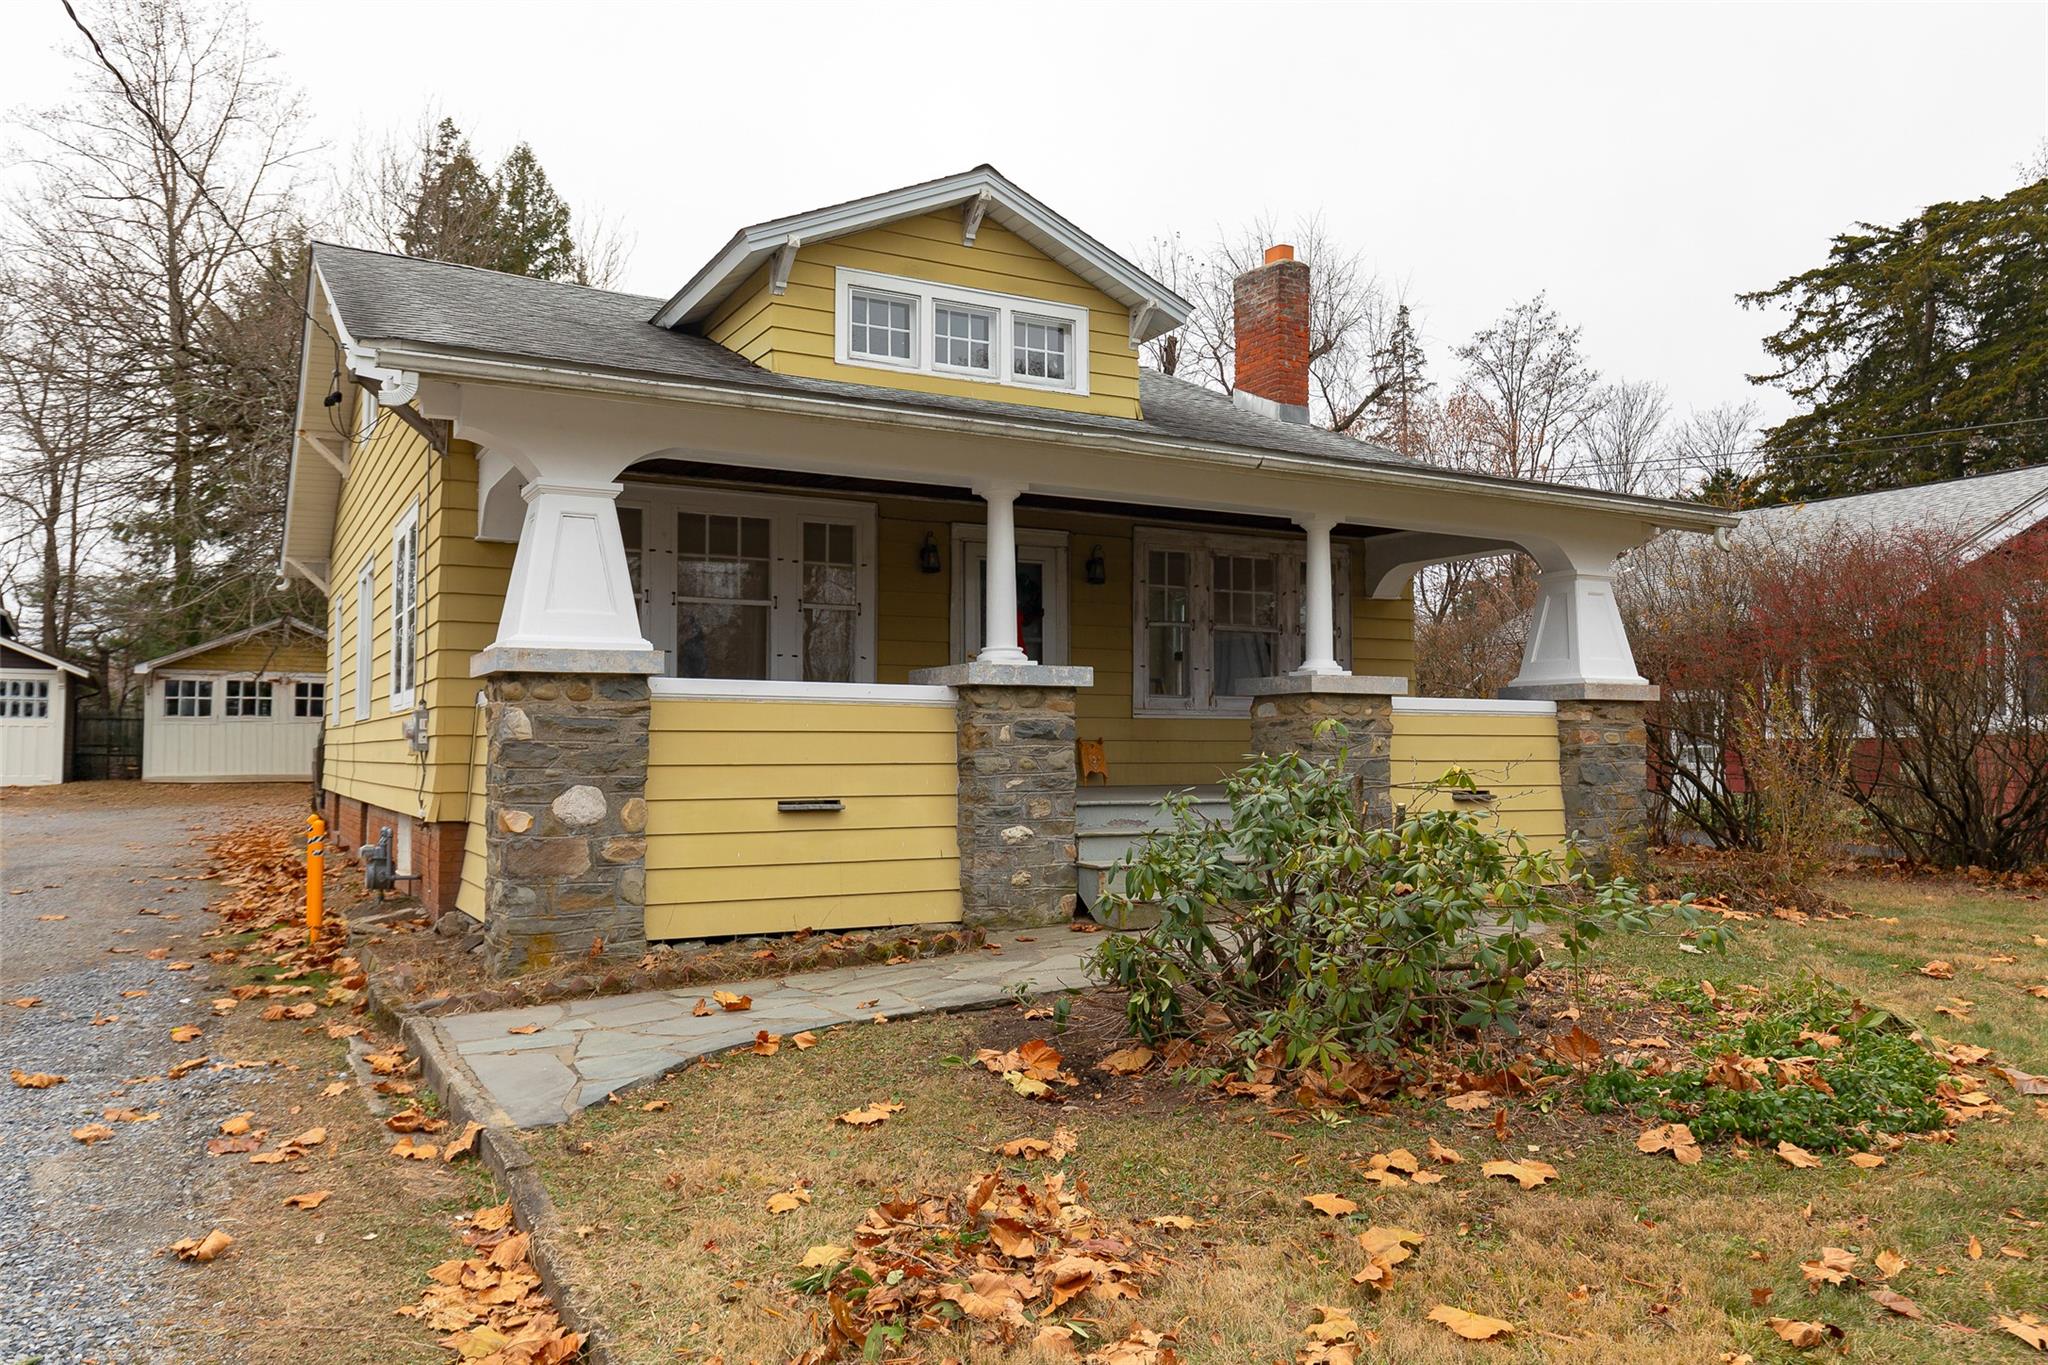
xmin=1231 ymin=243 xmax=1311 ymax=424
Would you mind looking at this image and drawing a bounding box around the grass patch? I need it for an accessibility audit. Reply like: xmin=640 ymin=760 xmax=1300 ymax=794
xmin=1582 ymin=985 xmax=1948 ymax=1150
xmin=533 ymin=875 xmax=2048 ymax=1363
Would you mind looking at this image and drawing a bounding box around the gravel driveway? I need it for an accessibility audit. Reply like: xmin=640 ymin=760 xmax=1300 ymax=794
xmin=0 ymin=782 xmax=308 ymax=1365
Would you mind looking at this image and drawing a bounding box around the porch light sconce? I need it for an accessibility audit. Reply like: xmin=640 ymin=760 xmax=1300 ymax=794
xmin=917 ymin=533 xmax=942 ymax=575
xmin=1084 ymin=544 xmax=1107 ymax=586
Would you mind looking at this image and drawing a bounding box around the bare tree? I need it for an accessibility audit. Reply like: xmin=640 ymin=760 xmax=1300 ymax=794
xmin=1574 ymin=379 xmax=1674 ymax=496
xmin=1444 ymin=294 xmax=1602 ymax=483
xmin=9 ymin=0 xmax=311 ymax=638
xmin=1669 ymin=400 xmax=1765 ymax=505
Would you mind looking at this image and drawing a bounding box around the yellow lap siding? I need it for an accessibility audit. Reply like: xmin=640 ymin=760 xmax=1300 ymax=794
xmin=1390 ymin=707 xmax=1564 ymax=853
xmin=455 ymin=709 xmax=487 ymax=922
xmin=166 ymin=636 xmax=326 ymax=676
xmin=643 ymin=696 xmax=961 ymax=939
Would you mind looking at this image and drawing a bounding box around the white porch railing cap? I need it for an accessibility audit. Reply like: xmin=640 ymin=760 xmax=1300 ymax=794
xmin=469 ymin=645 xmax=667 ymax=678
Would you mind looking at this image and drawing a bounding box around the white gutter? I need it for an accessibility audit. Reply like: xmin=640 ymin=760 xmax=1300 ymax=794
xmin=360 ymin=341 xmax=1737 ymax=535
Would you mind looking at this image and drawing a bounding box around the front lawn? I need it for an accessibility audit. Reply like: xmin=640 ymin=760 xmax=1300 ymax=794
xmin=532 ymin=875 xmax=2047 ymax=1362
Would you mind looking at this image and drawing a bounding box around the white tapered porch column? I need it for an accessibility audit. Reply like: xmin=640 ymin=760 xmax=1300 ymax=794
xmin=976 ymin=483 xmax=1029 ymax=664
xmin=1294 ymin=512 xmax=1345 ymax=676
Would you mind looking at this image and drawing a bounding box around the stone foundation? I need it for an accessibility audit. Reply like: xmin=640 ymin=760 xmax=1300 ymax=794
xmin=480 ymin=672 xmax=651 ymax=974
xmin=1502 ymin=682 xmax=1659 ymax=875
xmin=1245 ymin=674 xmax=1403 ymax=823
xmin=913 ymin=663 xmax=1091 ymax=928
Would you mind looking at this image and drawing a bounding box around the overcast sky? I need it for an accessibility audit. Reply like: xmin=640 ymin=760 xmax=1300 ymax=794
xmin=9 ymin=0 xmax=2046 ymax=429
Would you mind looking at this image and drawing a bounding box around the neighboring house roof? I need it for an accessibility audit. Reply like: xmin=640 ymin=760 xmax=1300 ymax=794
xmin=135 ymin=617 xmax=327 ymax=675
xmin=1735 ymin=464 xmax=2048 ymax=560
xmin=647 ymin=165 xmax=1193 ymax=339
xmin=0 ymin=635 xmax=88 ymax=677
xmin=312 ymin=241 xmax=1414 ymax=469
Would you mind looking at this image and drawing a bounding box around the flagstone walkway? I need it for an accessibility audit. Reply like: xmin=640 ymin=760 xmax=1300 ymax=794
xmin=427 ymin=930 xmax=1097 ymax=1127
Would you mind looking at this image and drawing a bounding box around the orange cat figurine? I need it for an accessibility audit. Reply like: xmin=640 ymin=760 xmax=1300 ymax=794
xmin=1077 ymin=738 xmax=1109 ymax=786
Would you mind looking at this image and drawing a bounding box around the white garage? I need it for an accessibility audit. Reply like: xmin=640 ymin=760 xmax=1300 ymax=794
xmin=0 ymin=632 xmax=85 ymax=787
xmin=137 ymin=618 xmax=329 ymax=783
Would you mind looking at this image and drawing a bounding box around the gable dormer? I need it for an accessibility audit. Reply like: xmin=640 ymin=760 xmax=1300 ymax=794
xmin=653 ymin=167 xmax=1188 ymax=421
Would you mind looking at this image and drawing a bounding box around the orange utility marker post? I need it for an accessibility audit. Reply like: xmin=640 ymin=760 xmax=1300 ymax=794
xmin=306 ymin=812 xmax=326 ymax=945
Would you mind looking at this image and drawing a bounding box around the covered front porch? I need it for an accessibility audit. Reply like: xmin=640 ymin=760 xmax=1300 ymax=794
xmin=424 ymin=376 xmax=1707 ymax=969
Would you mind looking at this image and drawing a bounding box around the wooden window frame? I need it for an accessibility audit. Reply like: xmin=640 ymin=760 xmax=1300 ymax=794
xmin=162 ymin=677 xmax=214 ymax=719
xmin=353 ymin=557 xmax=374 ymax=721
xmin=617 ymin=484 xmax=878 ymax=685
xmin=1130 ymin=526 xmax=1350 ymax=717
xmin=833 ymin=266 xmax=1090 ymax=396
xmin=388 ymin=503 xmax=420 ymax=712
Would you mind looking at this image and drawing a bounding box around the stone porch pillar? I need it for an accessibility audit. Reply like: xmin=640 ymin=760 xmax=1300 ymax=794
xmin=910 ymin=662 xmax=1094 ymax=928
xmin=1243 ymin=674 xmax=1407 ymax=824
xmin=473 ymin=474 xmax=665 ymax=975
xmin=1499 ymin=681 xmax=1660 ymax=875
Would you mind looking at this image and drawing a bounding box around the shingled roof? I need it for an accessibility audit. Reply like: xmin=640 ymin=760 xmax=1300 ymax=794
xmin=312 ymin=242 xmax=1410 ymax=470
xmin=1735 ymin=464 xmax=2048 ymax=558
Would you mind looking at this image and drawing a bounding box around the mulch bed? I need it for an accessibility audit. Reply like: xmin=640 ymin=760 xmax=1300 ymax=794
xmin=351 ymin=898 xmax=985 ymax=1018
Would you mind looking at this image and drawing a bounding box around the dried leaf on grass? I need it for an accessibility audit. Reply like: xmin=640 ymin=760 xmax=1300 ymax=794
xmin=1426 ymin=1305 xmax=1513 ymax=1341
xmin=1776 ymin=1141 xmax=1823 ymax=1169
xmin=834 ymin=1100 xmax=903 ymax=1127
xmin=995 ymin=1127 xmax=1078 ymax=1162
xmin=767 ymin=1186 xmax=812 ymax=1215
xmin=789 ymin=1167 xmax=1168 ymax=1362
xmin=1637 ymin=1123 xmax=1702 ymax=1164
xmin=1766 ymin=1316 xmax=1844 ymax=1348
xmin=397 ymin=1203 xmax=582 ymax=1363
xmin=1481 ymin=1158 xmax=1558 ymax=1189
xmin=1867 ymin=1287 xmax=1923 ymax=1319
xmin=1998 ymin=1314 xmax=2048 ymax=1350
xmin=283 ymin=1190 xmax=332 ymax=1210
xmin=1302 ymin=1193 xmax=1358 ymax=1218
xmin=1799 ymin=1247 xmax=1858 ymax=1288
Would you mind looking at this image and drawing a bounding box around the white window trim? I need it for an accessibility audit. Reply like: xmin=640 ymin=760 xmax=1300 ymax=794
xmin=223 ymin=678 xmax=275 ymax=720
xmin=354 ymin=557 xmax=374 ymax=721
xmin=1131 ymin=526 xmax=1351 ymax=717
xmin=832 ymin=266 xmax=1090 ymax=396
xmin=929 ymin=299 xmax=998 ymax=379
xmin=948 ymin=524 xmax=1069 ymax=665
xmin=619 ymin=483 xmax=879 ymax=685
xmin=389 ymin=503 xmax=420 ymax=712
xmin=160 ymin=675 xmax=216 ymax=721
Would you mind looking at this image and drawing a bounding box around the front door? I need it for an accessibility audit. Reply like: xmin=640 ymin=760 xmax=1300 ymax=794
xmin=954 ymin=534 xmax=1067 ymax=665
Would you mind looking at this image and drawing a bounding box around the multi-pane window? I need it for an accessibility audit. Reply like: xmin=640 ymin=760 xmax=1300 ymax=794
xmin=1143 ymin=549 xmax=1191 ymax=701
xmin=836 ymin=269 xmax=1087 ymax=394
xmin=390 ymin=507 xmax=420 ymax=706
xmin=932 ymin=304 xmax=993 ymax=373
xmin=293 ymin=681 xmax=325 ymax=718
xmin=164 ymin=678 xmax=213 ymax=718
xmin=225 ymin=679 xmax=273 ymax=718
xmin=675 ymin=512 xmax=773 ymax=679
xmin=0 ymin=679 xmax=50 ymax=718
xmin=1134 ymin=532 xmax=1348 ymax=714
xmin=1012 ymin=316 xmax=1070 ymax=383
xmin=1212 ymin=553 xmax=1279 ymax=697
xmin=848 ymin=290 xmax=913 ymax=362
xmin=800 ymin=521 xmax=859 ymax=683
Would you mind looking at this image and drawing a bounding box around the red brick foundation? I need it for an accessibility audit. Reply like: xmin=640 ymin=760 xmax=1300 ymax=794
xmin=319 ymin=790 xmax=466 ymax=920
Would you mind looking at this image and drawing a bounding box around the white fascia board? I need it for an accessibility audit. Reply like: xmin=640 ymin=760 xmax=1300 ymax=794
xmin=0 ymin=637 xmax=88 ymax=676
xmin=362 ymin=341 xmax=1739 ymax=538
xmin=650 ymin=168 xmax=1193 ymax=336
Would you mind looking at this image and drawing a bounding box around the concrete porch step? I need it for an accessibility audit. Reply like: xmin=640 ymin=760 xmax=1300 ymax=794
xmin=1076 ymin=785 xmax=1233 ymax=926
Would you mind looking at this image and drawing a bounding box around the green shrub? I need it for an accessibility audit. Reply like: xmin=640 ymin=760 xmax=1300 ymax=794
xmin=1088 ymin=732 xmax=1720 ymax=1073
xmin=1580 ymin=985 xmax=1946 ymax=1150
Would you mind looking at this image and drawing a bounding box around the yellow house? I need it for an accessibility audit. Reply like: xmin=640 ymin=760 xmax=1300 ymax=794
xmin=280 ymin=167 xmax=1732 ymax=971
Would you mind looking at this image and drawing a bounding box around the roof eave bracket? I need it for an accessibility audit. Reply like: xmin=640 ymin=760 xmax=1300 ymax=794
xmin=769 ymin=236 xmax=802 ymax=296
xmin=962 ymin=190 xmax=993 ymax=247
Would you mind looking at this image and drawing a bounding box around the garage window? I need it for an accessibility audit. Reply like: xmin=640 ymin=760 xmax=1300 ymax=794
xmin=164 ymin=678 xmax=213 ymax=718
xmin=0 ymin=679 xmax=50 ymax=718
xmin=293 ymin=681 xmax=325 ymax=718
xmin=225 ymin=679 xmax=273 ymax=718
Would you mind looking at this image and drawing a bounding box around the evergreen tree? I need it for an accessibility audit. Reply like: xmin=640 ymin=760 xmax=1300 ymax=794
xmin=1742 ymin=175 xmax=2048 ymax=499
xmin=398 ymin=118 xmax=502 ymax=268
xmin=492 ymin=144 xmax=578 ymax=281
xmin=1368 ymin=303 xmax=1433 ymax=456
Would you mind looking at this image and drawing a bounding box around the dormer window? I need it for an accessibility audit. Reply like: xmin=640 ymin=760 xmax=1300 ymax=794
xmin=1012 ymin=315 xmax=1071 ymax=384
xmin=834 ymin=267 xmax=1089 ymax=396
xmin=848 ymin=288 xmax=914 ymax=364
xmin=933 ymin=303 xmax=994 ymax=374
